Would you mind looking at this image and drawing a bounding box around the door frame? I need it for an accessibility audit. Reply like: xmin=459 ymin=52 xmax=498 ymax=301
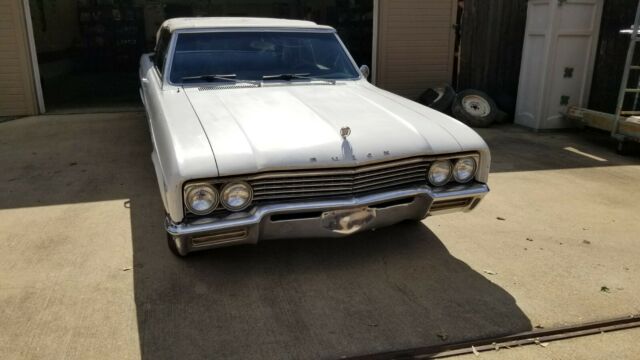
xmin=372 ymin=0 xmax=379 ymax=84
xmin=22 ymin=0 xmax=45 ymax=114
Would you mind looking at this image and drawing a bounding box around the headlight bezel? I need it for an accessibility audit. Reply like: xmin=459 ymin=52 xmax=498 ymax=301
xmin=220 ymin=181 xmax=254 ymax=211
xmin=183 ymin=180 xmax=254 ymax=215
xmin=428 ymin=160 xmax=453 ymax=186
xmin=183 ymin=183 xmax=219 ymax=215
xmin=452 ymin=157 xmax=477 ymax=183
xmin=182 ymin=153 xmax=480 ymax=215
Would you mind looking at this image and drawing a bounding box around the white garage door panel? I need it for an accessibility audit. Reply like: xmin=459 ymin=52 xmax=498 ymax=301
xmin=0 ymin=0 xmax=37 ymax=116
xmin=376 ymin=0 xmax=457 ymax=100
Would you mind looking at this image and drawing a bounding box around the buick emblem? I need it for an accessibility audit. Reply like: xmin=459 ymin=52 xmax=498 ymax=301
xmin=340 ymin=126 xmax=351 ymax=139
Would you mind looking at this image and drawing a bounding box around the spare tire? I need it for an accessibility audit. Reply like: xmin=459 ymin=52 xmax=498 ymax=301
xmin=418 ymin=85 xmax=456 ymax=113
xmin=451 ymin=89 xmax=497 ymax=128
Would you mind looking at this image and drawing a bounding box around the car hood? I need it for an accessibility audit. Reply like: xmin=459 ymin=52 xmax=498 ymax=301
xmin=184 ymin=82 xmax=473 ymax=176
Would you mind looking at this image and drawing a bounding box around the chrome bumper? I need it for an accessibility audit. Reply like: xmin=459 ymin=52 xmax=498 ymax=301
xmin=166 ymin=182 xmax=489 ymax=255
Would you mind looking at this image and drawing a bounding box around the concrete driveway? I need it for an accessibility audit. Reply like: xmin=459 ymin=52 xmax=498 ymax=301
xmin=1 ymin=112 xmax=639 ymax=359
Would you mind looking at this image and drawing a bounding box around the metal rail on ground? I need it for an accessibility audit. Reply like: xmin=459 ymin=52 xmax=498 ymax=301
xmin=344 ymin=314 xmax=640 ymax=359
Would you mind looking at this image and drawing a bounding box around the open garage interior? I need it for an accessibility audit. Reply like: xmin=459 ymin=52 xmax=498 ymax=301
xmin=28 ymin=0 xmax=373 ymax=112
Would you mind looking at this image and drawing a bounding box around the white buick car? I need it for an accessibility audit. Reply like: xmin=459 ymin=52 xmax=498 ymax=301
xmin=139 ymin=17 xmax=490 ymax=256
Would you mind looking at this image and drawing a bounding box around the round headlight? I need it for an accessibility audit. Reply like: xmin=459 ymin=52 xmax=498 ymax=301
xmin=428 ymin=160 xmax=452 ymax=186
xmin=221 ymin=182 xmax=253 ymax=211
xmin=185 ymin=184 xmax=218 ymax=215
xmin=453 ymin=157 xmax=477 ymax=183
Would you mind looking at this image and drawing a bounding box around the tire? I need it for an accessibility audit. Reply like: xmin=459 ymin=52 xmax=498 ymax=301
xmin=451 ymin=89 xmax=497 ymax=128
xmin=167 ymin=233 xmax=189 ymax=257
xmin=418 ymin=85 xmax=456 ymax=113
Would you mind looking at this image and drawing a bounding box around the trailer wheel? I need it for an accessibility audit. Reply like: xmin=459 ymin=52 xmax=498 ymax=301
xmin=451 ymin=90 xmax=497 ymax=128
xmin=418 ymin=85 xmax=456 ymax=113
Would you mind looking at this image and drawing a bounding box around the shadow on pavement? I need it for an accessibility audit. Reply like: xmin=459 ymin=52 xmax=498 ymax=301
xmin=131 ymin=216 xmax=532 ymax=359
xmin=478 ymin=125 xmax=640 ymax=173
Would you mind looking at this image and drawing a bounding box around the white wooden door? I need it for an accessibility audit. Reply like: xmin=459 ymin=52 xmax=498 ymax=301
xmin=516 ymin=0 xmax=603 ymax=129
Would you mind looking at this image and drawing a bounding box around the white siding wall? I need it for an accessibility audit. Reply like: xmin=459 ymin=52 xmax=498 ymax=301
xmin=0 ymin=0 xmax=37 ymax=116
xmin=376 ymin=0 xmax=457 ymax=99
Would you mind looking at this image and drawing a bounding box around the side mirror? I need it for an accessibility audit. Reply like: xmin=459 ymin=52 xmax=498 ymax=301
xmin=359 ymin=65 xmax=370 ymax=80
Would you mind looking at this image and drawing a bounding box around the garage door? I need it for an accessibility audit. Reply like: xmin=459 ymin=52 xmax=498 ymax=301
xmin=375 ymin=0 xmax=457 ymax=100
xmin=25 ymin=0 xmax=373 ymax=113
xmin=0 ymin=0 xmax=38 ymax=116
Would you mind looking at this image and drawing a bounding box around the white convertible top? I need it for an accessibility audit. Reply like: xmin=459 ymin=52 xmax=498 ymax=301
xmin=160 ymin=17 xmax=334 ymax=33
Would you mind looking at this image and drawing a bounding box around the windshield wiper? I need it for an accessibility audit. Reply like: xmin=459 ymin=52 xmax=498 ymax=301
xmin=262 ymin=73 xmax=336 ymax=84
xmin=181 ymin=74 xmax=261 ymax=86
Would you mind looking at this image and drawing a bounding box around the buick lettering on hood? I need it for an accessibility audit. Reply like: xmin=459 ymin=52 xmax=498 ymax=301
xmin=139 ymin=17 xmax=490 ymax=256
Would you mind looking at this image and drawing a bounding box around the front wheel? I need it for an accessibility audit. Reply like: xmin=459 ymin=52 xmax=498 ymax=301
xmin=167 ymin=233 xmax=189 ymax=257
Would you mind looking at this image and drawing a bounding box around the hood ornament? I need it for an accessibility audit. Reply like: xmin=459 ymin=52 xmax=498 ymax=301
xmin=340 ymin=126 xmax=351 ymax=139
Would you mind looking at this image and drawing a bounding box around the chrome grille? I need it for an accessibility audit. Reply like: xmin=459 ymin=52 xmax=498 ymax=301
xmin=248 ymin=158 xmax=430 ymax=202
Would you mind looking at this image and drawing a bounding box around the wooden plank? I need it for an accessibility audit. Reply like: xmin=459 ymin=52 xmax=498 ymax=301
xmin=621 ymin=116 xmax=640 ymax=135
xmin=566 ymin=106 xmax=640 ymax=139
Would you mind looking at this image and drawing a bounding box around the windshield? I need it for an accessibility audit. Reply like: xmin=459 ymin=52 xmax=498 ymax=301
xmin=169 ymin=31 xmax=360 ymax=84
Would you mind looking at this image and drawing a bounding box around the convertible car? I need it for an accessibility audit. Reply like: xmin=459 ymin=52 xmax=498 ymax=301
xmin=139 ymin=17 xmax=491 ymax=256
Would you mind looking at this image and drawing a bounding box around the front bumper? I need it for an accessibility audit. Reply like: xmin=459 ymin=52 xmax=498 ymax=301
xmin=166 ymin=182 xmax=489 ymax=255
